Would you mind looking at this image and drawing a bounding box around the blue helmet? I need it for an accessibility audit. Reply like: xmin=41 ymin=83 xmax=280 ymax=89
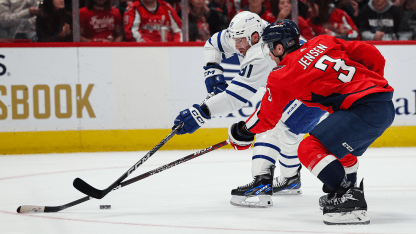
xmin=262 ymin=19 xmax=300 ymax=52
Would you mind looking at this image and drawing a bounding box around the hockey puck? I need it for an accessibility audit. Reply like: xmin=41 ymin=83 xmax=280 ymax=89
xmin=100 ymin=205 xmax=111 ymax=209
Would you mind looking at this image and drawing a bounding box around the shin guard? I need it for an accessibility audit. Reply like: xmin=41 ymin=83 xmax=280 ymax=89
xmin=298 ymin=135 xmax=345 ymax=189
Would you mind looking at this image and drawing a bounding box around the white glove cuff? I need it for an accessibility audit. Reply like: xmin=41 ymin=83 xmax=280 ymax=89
xmin=204 ymin=68 xmax=223 ymax=78
xmin=228 ymin=124 xmax=253 ymax=146
xmin=189 ymin=107 xmax=209 ymax=127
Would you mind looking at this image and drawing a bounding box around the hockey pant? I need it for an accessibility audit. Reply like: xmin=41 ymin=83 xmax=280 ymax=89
xmin=298 ymin=99 xmax=395 ymax=189
xmin=251 ymin=100 xmax=328 ymax=178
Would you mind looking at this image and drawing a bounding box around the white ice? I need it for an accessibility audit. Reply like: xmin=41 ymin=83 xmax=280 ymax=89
xmin=1 ymin=147 xmax=416 ymax=234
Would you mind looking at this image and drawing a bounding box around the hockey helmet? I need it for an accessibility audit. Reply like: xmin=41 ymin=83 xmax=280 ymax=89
xmin=262 ymin=19 xmax=300 ymax=53
xmin=228 ymin=11 xmax=264 ymax=47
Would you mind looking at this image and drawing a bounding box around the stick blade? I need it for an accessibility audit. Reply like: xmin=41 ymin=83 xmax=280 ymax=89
xmin=73 ymin=178 xmax=105 ymax=199
xmin=17 ymin=205 xmax=45 ymax=213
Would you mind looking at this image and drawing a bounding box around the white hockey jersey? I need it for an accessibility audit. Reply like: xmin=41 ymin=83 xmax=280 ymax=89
xmin=203 ymin=29 xmax=276 ymax=116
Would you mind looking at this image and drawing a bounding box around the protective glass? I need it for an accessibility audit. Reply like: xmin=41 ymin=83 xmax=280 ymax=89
xmin=233 ymin=37 xmax=249 ymax=50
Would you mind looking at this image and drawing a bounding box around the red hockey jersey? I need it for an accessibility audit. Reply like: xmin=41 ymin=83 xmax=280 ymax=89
xmin=246 ymin=35 xmax=393 ymax=134
xmin=79 ymin=7 xmax=122 ymax=41
xmin=307 ymin=8 xmax=360 ymax=40
xmin=124 ymin=0 xmax=182 ymax=42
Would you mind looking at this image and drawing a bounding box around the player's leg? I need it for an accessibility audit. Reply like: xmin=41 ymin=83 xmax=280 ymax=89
xmin=229 ymin=126 xmax=283 ymax=208
xmin=230 ymin=165 xmax=275 ymax=208
xmin=271 ymin=100 xmax=326 ymax=195
xmin=319 ymin=154 xmax=359 ymax=209
xmin=252 ymin=121 xmax=303 ymax=195
xmin=298 ymin=100 xmax=395 ymax=225
xmin=230 ymin=101 xmax=325 ymax=206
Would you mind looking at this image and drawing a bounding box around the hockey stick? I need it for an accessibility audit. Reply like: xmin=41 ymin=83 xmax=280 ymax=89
xmin=17 ymin=140 xmax=229 ymax=213
xmin=73 ymin=122 xmax=184 ymax=199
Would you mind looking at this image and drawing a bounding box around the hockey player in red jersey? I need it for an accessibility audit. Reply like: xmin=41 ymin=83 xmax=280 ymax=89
xmin=124 ymin=0 xmax=182 ymax=42
xmin=228 ymin=20 xmax=395 ymax=224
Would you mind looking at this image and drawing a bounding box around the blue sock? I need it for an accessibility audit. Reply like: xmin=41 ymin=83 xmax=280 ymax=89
xmin=317 ymin=160 xmax=346 ymax=190
xmin=347 ymin=172 xmax=357 ymax=187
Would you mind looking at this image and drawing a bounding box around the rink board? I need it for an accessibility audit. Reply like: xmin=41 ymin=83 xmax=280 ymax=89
xmin=0 ymin=42 xmax=415 ymax=154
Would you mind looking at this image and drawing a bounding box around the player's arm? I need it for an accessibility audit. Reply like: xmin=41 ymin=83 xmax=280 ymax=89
xmin=333 ymin=36 xmax=385 ymax=76
xmin=204 ymin=57 xmax=269 ymax=116
xmin=172 ymin=31 xmax=235 ymax=135
xmin=203 ymin=30 xmax=238 ymax=95
xmin=228 ymin=81 xmax=291 ymax=150
xmin=173 ymin=61 xmax=268 ymax=136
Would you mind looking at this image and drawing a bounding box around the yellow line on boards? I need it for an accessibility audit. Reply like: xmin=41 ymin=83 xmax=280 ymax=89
xmin=0 ymin=126 xmax=414 ymax=155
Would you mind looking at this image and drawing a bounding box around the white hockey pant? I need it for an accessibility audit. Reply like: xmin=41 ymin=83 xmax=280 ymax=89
xmin=251 ymin=120 xmax=304 ymax=178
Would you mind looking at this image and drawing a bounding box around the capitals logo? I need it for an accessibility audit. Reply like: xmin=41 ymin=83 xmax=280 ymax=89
xmin=270 ymin=22 xmax=284 ymax=28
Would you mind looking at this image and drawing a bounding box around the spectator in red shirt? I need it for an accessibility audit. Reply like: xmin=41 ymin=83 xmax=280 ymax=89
xmin=306 ymin=0 xmax=360 ymax=40
xmin=79 ymin=0 xmax=123 ymax=42
xmin=124 ymin=0 xmax=182 ymax=42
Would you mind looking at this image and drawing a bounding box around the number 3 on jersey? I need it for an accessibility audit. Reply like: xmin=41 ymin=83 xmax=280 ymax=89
xmin=314 ymin=55 xmax=356 ymax=83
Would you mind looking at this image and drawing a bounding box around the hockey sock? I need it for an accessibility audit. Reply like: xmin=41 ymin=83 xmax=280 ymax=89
xmin=298 ymin=135 xmax=345 ymax=190
xmin=340 ymin=154 xmax=358 ymax=186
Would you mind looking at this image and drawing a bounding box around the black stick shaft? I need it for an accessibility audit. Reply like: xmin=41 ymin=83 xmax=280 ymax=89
xmin=73 ymin=123 xmax=184 ymax=199
xmin=17 ymin=139 xmax=228 ymax=213
xmin=119 ymin=140 xmax=229 ymax=188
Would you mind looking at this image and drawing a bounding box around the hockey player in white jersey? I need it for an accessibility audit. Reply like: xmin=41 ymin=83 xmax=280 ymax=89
xmin=173 ymin=11 xmax=327 ymax=207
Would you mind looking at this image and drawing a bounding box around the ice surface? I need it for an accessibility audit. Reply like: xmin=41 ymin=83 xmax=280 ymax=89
xmin=1 ymin=147 xmax=415 ymax=234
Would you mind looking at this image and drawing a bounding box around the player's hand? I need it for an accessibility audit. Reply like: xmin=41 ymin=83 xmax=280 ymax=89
xmin=228 ymin=121 xmax=255 ymax=150
xmin=203 ymin=64 xmax=228 ymax=95
xmin=173 ymin=104 xmax=211 ymax=135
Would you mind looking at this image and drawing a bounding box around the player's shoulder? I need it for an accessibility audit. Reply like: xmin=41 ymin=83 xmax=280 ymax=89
xmin=297 ymin=35 xmax=336 ymax=53
xmin=307 ymin=34 xmax=335 ymax=44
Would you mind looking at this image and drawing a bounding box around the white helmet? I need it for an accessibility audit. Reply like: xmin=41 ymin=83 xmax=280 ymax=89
xmin=227 ymin=11 xmax=264 ymax=46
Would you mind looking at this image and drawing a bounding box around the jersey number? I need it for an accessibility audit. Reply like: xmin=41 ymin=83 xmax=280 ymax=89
xmin=239 ymin=64 xmax=254 ymax=78
xmin=314 ymin=55 xmax=356 ymax=83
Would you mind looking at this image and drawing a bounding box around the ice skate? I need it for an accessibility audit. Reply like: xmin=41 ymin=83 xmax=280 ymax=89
xmin=319 ymin=178 xmax=356 ymax=209
xmin=230 ymin=166 xmax=274 ymax=208
xmin=273 ymin=165 xmax=302 ymax=195
xmin=323 ymin=179 xmax=370 ymax=225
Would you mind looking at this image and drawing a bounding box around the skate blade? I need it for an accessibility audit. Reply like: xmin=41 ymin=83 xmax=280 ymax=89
xmin=230 ymin=195 xmax=273 ymax=208
xmin=323 ymin=210 xmax=370 ymax=225
xmin=273 ymin=188 xmax=302 ymax=196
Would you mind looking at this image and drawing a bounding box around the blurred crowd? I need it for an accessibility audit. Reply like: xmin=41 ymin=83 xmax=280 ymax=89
xmin=0 ymin=0 xmax=415 ymax=42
